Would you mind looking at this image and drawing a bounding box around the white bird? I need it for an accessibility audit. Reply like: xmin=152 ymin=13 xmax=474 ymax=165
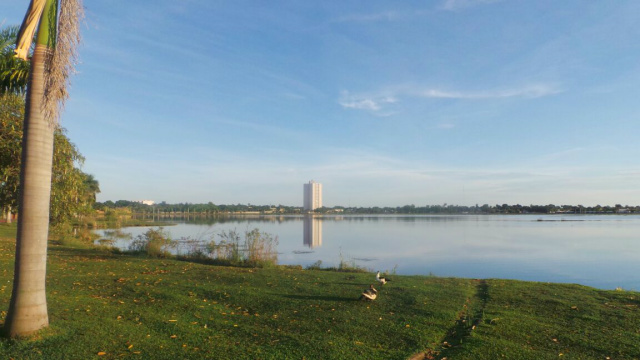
xmin=359 ymin=284 xmax=378 ymax=301
xmin=376 ymin=271 xmax=391 ymax=285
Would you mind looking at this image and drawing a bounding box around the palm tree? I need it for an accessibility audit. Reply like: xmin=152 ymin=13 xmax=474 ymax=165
xmin=0 ymin=25 xmax=30 ymax=94
xmin=3 ymin=0 xmax=83 ymax=338
xmin=82 ymin=173 xmax=100 ymax=203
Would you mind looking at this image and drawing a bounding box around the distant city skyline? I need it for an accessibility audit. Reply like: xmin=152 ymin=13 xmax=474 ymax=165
xmin=102 ymin=200 xmax=640 ymax=209
xmin=4 ymin=1 xmax=640 ymax=207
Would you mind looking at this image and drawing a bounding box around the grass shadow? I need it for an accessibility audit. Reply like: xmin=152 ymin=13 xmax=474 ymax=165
xmin=433 ymin=279 xmax=489 ymax=359
xmin=47 ymin=245 xmax=118 ymax=259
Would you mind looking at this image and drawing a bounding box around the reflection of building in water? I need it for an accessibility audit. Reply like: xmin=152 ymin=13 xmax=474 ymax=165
xmin=303 ymin=180 xmax=322 ymax=211
xmin=303 ymin=216 xmax=323 ymax=248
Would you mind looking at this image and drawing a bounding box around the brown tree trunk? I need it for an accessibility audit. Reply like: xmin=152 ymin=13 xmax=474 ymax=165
xmin=3 ymin=43 xmax=54 ymax=337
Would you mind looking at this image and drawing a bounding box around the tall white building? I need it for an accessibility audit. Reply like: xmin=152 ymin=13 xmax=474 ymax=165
xmin=303 ymin=180 xmax=322 ymax=211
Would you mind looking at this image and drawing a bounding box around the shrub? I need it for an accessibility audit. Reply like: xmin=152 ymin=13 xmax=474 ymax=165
xmin=207 ymin=229 xmax=242 ymax=262
xmin=128 ymin=227 xmax=176 ymax=258
xmin=245 ymin=228 xmax=278 ymax=266
xmin=203 ymin=228 xmax=278 ymax=266
xmin=306 ymin=260 xmax=323 ymax=270
xmin=50 ymin=222 xmax=100 ymax=247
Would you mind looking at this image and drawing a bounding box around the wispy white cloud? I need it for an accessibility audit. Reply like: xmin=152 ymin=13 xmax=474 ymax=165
xmin=441 ymin=0 xmax=504 ymax=11
xmin=418 ymin=84 xmax=562 ymax=99
xmin=338 ymin=91 xmax=398 ymax=115
xmin=334 ymin=11 xmax=403 ymax=23
xmin=339 ymin=83 xmax=561 ymax=114
xmin=333 ymin=10 xmax=430 ymax=23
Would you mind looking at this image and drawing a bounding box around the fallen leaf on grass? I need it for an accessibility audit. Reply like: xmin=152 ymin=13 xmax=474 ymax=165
xmin=97 ymin=352 xmax=106 ymax=356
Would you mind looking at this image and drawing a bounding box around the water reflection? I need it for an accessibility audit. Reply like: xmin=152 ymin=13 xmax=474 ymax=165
xmin=303 ymin=215 xmax=323 ymax=248
xmin=95 ymin=214 xmax=640 ymax=291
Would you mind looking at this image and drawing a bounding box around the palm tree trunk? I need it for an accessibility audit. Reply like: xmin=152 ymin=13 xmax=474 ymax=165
xmin=3 ymin=16 xmax=55 ymax=338
xmin=4 ymin=0 xmax=82 ymax=338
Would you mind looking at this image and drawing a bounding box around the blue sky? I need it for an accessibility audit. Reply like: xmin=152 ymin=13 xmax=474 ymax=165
xmin=4 ymin=0 xmax=640 ymax=207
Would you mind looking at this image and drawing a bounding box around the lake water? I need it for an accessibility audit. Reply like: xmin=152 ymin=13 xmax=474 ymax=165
xmin=96 ymin=214 xmax=640 ymax=291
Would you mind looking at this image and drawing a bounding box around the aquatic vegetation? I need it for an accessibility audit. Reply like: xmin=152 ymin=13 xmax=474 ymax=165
xmin=128 ymin=227 xmax=176 ymax=258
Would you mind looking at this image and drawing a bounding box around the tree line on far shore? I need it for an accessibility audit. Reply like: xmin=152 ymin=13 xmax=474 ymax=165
xmin=94 ymin=200 xmax=639 ymax=215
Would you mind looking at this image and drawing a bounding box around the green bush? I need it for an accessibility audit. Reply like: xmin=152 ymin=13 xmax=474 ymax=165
xmin=203 ymin=228 xmax=278 ymax=266
xmin=245 ymin=228 xmax=278 ymax=266
xmin=50 ymin=222 xmax=100 ymax=247
xmin=128 ymin=227 xmax=176 ymax=258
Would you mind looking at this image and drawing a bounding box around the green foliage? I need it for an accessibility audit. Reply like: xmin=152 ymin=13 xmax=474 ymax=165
xmin=203 ymin=228 xmax=278 ymax=266
xmin=0 ymin=93 xmax=22 ymax=213
xmin=47 ymin=221 xmax=100 ymax=248
xmin=0 ymin=93 xmax=100 ymax=226
xmin=206 ymin=229 xmax=241 ymax=262
xmin=96 ymin=199 xmax=640 ymax=216
xmin=101 ymin=228 xmax=132 ymax=240
xmin=244 ymin=228 xmax=278 ymax=265
xmin=1 ymin=26 xmax=99 ymax=228
xmin=49 ymin=128 xmax=86 ymax=225
xmin=306 ymin=259 xmax=323 ymax=270
xmin=0 ymin=25 xmax=30 ymax=95
xmin=304 ymin=252 xmax=369 ymax=273
xmin=337 ymin=249 xmax=370 ymax=273
xmin=128 ymin=227 xmax=176 ymax=258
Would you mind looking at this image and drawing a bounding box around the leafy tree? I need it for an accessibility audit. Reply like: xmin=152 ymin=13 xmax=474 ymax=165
xmin=0 ymin=93 xmax=23 ymax=221
xmin=0 ymin=94 xmax=97 ymax=225
xmin=1 ymin=25 xmax=29 ymax=222
xmin=49 ymin=129 xmax=101 ymax=225
xmin=82 ymin=173 xmax=100 ymax=203
xmin=4 ymin=0 xmax=84 ymax=338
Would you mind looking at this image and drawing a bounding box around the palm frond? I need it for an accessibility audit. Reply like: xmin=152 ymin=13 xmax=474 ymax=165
xmin=43 ymin=0 xmax=84 ymax=124
xmin=1 ymin=26 xmax=21 ymax=55
xmin=14 ymin=0 xmax=47 ymax=60
xmin=1 ymin=25 xmax=30 ymax=94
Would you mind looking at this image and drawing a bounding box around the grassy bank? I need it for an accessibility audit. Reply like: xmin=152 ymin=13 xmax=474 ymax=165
xmin=0 ymin=227 xmax=639 ymax=359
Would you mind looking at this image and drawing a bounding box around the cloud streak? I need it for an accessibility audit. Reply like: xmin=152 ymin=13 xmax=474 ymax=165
xmin=441 ymin=0 xmax=504 ymax=11
xmin=338 ymin=91 xmax=398 ymax=115
xmin=418 ymin=84 xmax=562 ymax=99
xmin=333 ymin=10 xmax=431 ymax=23
xmin=339 ymin=83 xmax=562 ymax=114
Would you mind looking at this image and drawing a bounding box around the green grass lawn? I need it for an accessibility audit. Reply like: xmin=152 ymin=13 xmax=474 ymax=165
xmin=1 ymin=228 xmax=639 ymax=359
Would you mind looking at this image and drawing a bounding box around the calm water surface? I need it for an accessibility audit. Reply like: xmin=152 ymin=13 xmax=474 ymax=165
xmin=97 ymin=214 xmax=640 ymax=291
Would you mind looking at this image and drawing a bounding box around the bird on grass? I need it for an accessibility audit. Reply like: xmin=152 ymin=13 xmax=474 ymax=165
xmin=359 ymin=284 xmax=378 ymax=301
xmin=376 ymin=271 xmax=391 ymax=285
